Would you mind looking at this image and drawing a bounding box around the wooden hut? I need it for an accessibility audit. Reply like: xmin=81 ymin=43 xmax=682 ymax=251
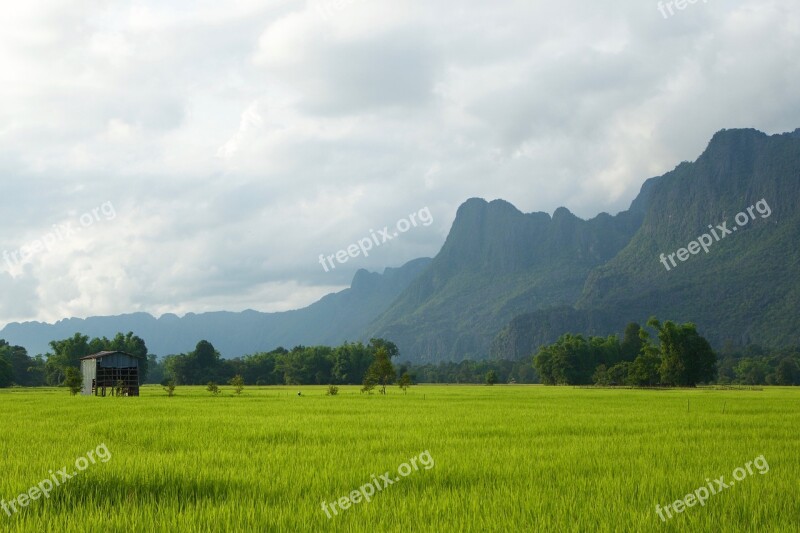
xmin=80 ymin=351 xmax=144 ymax=397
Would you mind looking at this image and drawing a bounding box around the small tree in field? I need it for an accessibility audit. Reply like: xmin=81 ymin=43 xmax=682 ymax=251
xmin=162 ymin=379 xmax=176 ymax=397
xmin=65 ymin=367 xmax=82 ymax=396
xmin=206 ymin=381 xmax=220 ymax=396
xmin=486 ymin=370 xmax=498 ymax=386
xmin=398 ymin=373 xmax=412 ymax=394
xmin=229 ymin=375 xmax=244 ymax=395
xmin=361 ymin=376 xmax=376 ymax=394
xmin=366 ymin=347 xmax=395 ymax=395
xmin=326 ymin=385 xmax=339 ymax=396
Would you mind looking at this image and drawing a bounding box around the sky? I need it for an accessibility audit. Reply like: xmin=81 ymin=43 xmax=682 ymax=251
xmin=1 ymin=0 xmax=799 ymax=327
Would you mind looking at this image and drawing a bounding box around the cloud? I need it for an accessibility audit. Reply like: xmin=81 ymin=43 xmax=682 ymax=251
xmin=1 ymin=0 xmax=799 ymax=327
xmin=254 ymin=9 xmax=439 ymax=115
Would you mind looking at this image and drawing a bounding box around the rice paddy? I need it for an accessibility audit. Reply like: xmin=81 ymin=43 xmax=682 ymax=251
xmin=0 ymin=385 xmax=798 ymax=532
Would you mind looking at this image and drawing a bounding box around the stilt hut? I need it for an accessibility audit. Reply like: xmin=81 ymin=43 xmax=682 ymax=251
xmin=80 ymin=351 xmax=144 ymax=397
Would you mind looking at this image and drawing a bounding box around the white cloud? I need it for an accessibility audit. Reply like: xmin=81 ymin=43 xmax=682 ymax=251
xmin=1 ymin=0 xmax=799 ymax=326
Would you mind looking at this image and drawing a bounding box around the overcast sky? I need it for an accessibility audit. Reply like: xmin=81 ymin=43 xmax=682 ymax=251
xmin=1 ymin=0 xmax=799 ymax=327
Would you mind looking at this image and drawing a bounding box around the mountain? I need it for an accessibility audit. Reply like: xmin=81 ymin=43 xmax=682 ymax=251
xmin=492 ymin=128 xmax=800 ymax=359
xmin=365 ymin=198 xmax=644 ymax=361
xmin=0 ymin=258 xmax=431 ymax=356
xmin=5 ymin=128 xmax=798 ymax=364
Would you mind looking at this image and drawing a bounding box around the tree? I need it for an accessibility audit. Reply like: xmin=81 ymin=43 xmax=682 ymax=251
xmin=196 ymin=341 xmax=218 ymax=367
xmin=229 ymin=374 xmax=244 ymax=395
xmin=361 ymin=375 xmax=376 ymax=394
xmin=45 ymin=332 xmax=150 ymax=385
xmin=0 ymin=353 xmax=12 ymax=388
xmin=775 ymin=357 xmax=799 ymax=385
xmin=239 ymin=350 xmax=280 ymax=385
xmin=735 ymin=358 xmax=770 ymax=385
xmin=146 ymin=354 xmax=165 ymax=384
xmin=365 ymin=347 xmax=395 ymax=394
xmin=716 ymin=356 xmax=737 ymax=385
xmin=629 ymin=354 xmax=662 ymax=386
xmin=206 ymin=381 xmax=220 ymax=395
xmin=620 ymin=323 xmax=644 ymax=361
xmin=592 ymin=364 xmax=610 ymax=386
xmin=368 ymin=338 xmax=399 ymax=359
xmin=552 ymin=335 xmax=588 ymax=384
xmin=398 ymin=373 xmax=412 ymax=393
xmin=332 ymin=342 xmax=359 ymax=384
xmin=657 ymin=325 xmax=686 ymax=386
xmin=485 ymin=370 xmax=498 ymax=385
xmin=46 ymin=333 xmax=91 ymax=385
xmin=166 ymin=340 xmax=224 ymax=385
xmin=0 ymin=343 xmax=39 ymax=386
xmin=533 ymin=345 xmax=556 ymax=385
xmin=326 ymin=385 xmax=339 ymax=396
xmin=108 ymin=332 xmax=150 ymax=382
xmin=648 ymin=318 xmax=716 ymax=386
xmin=162 ymin=379 xmax=176 ymax=397
xmin=64 ymin=367 xmax=83 ymax=395
xmin=607 ymin=362 xmax=631 ymax=386
xmin=533 ymin=334 xmax=593 ymax=385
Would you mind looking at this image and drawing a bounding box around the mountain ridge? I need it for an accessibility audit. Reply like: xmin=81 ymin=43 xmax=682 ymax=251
xmin=0 ymin=258 xmax=432 ymax=356
xmin=494 ymin=127 xmax=800 ymax=358
xmin=4 ymin=127 xmax=799 ymax=364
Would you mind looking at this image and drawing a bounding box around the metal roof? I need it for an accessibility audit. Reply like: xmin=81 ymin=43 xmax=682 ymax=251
xmin=79 ymin=350 xmax=145 ymax=360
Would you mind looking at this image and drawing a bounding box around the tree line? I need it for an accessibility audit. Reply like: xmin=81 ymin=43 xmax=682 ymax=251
xmin=0 ymin=333 xmax=150 ymax=388
xmin=533 ymin=318 xmax=799 ymax=387
xmin=2 ymin=322 xmax=799 ymax=389
xmin=534 ymin=319 xmax=718 ymax=386
xmin=153 ymin=338 xmax=402 ymax=389
xmin=0 ymin=333 xmax=534 ymax=389
xmin=716 ymin=344 xmax=800 ymax=385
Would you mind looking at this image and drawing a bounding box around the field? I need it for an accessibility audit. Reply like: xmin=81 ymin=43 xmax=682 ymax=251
xmin=0 ymin=385 xmax=798 ymax=532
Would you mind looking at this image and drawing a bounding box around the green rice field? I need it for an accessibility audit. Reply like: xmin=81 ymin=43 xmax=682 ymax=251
xmin=0 ymin=385 xmax=798 ymax=532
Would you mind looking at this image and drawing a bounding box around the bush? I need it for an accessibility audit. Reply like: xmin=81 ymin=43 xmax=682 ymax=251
xmin=206 ymin=381 xmax=220 ymax=395
xmin=64 ymin=367 xmax=82 ymax=396
xmin=229 ymin=375 xmax=244 ymax=395
xmin=326 ymin=385 xmax=339 ymax=396
xmin=361 ymin=377 xmax=375 ymax=394
xmin=162 ymin=379 xmax=176 ymax=397
xmin=398 ymin=373 xmax=412 ymax=393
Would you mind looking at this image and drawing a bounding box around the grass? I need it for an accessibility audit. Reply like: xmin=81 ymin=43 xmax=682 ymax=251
xmin=0 ymin=385 xmax=798 ymax=532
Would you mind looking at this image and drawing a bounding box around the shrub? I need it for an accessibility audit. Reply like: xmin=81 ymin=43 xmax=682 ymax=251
xmin=64 ymin=367 xmax=82 ymax=396
xmin=229 ymin=375 xmax=244 ymax=395
xmin=162 ymin=379 xmax=176 ymax=397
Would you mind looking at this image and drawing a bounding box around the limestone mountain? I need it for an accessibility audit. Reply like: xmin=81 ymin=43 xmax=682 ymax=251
xmin=492 ymin=128 xmax=800 ymax=359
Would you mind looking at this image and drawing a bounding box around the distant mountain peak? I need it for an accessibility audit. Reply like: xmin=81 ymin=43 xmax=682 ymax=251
xmin=552 ymin=206 xmax=574 ymax=220
xmin=351 ymin=268 xmax=380 ymax=291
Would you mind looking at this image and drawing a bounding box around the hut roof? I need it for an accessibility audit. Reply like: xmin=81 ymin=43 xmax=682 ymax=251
xmin=79 ymin=350 xmax=145 ymax=360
